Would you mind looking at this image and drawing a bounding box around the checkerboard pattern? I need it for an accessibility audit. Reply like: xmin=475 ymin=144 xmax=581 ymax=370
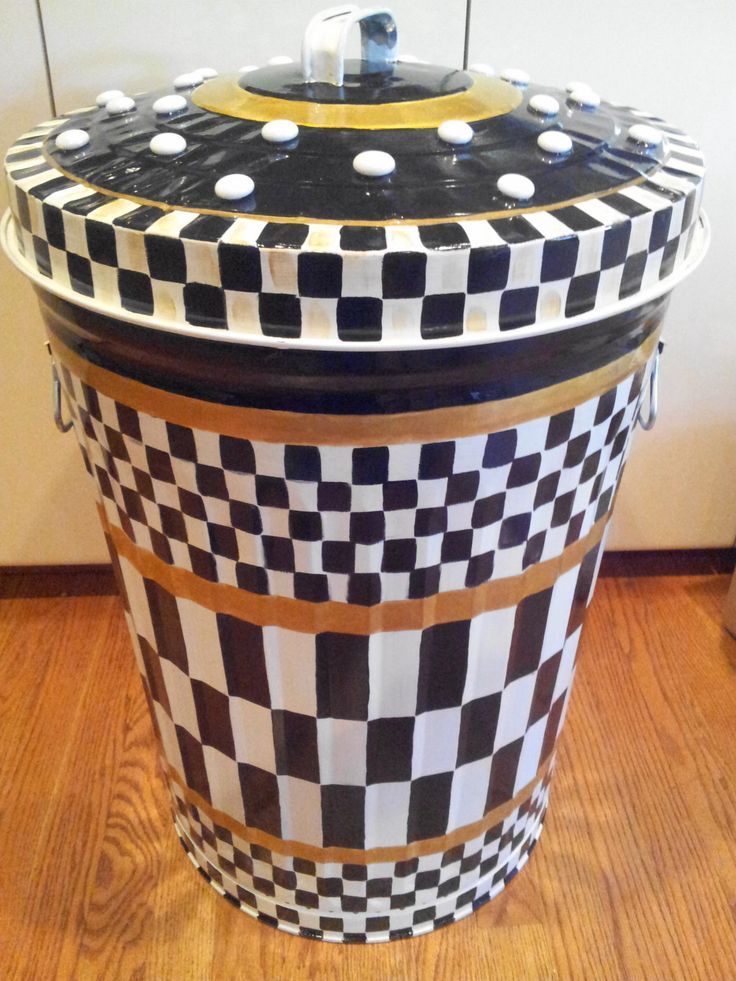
xmin=4 ymin=114 xmax=704 ymax=344
xmin=171 ymin=769 xmax=551 ymax=941
xmin=57 ymin=361 xmax=644 ymax=605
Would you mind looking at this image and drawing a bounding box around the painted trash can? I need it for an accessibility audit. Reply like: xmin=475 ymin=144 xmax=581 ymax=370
xmin=2 ymin=6 xmax=708 ymax=943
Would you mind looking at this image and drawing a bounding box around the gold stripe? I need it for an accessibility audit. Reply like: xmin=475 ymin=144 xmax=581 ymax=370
xmin=38 ymin=144 xmax=648 ymax=226
xmin=46 ymin=318 xmax=660 ymax=448
xmin=102 ymin=504 xmax=608 ymax=635
xmin=166 ymin=755 xmax=553 ymax=865
xmin=190 ymin=73 xmax=521 ymax=129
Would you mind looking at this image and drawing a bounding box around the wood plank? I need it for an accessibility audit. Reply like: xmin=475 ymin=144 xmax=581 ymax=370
xmin=1 ymin=573 xmax=735 ymax=979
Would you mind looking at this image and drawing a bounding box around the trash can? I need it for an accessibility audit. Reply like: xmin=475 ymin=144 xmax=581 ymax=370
xmin=2 ymin=5 xmax=707 ymax=943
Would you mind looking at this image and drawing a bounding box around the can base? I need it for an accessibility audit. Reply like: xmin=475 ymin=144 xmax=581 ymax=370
xmin=172 ymin=782 xmax=549 ymax=943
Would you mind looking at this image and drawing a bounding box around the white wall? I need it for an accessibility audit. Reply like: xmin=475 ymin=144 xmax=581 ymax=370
xmin=1 ymin=1 xmax=734 ymax=563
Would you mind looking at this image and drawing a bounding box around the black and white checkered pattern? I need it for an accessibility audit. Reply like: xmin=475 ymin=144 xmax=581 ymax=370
xmin=58 ymin=361 xmax=644 ymax=604
xmin=4 ymin=113 xmax=704 ymax=344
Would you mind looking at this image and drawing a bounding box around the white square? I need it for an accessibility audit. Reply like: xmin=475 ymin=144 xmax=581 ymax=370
xmin=225 ymin=291 xmax=260 ymax=333
xmin=202 ymin=745 xmax=246 ymax=824
xmin=183 ymin=238 xmax=221 ymax=286
xmin=152 ymin=280 xmax=185 ymax=321
xmin=415 ymin=533 xmax=443 ymax=567
xmin=492 ymin=542 xmax=526 ymax=578
xmin=300 ymin=297 xmax=339 ymax=342
xmin=320 ymin=509 xmax=351 ymax=541
xmin=515 ymin=416 xmax=549 ymax=457
xmin=574 ymin=224 xmax=605 ymax=276
xmin=202 ymin=495 xmax=230 ymax=525
xmin=364 ymin=782 xmax=412 ymax=848
xmin=464 ymin=607 xmax=516 ymax=701
xmin=350 ymin=483 xmax=383 ymax=512
xmin=118 ymin=555 xmax=155 ymax=645
xmin=514 ymin=716 xmax=546 ymax=792
xmin=316 ymin=445 xmax=353 ymax=483
xmin=317 ymin=718 xmax=367 ymax=785
xmin=291 ymin=538 xmax=322 ymax=572
xmin=367 ymin=630 xmax=421 ymax=719
xmin=224 ymin=471 xmax=256 ymax=503
xmin=153 ymin=702 xmax=184 ymax=774
xmin=415 ymin=477 xmax=448 ymax=510
xmin=424 ymin=248 xmax=470 ymax=295
xmin=446 ymin=500 xmax=475 ymax=532
xmin=191 ymin=428 xmax=222 ymax=467
xmin=160 ymin=659 xmax=200 ymax=738
xmin=354 ymin=542 xmax=384 ymax=574
xmin=266 ymin=570 xmax=294 ymax=596
xmin=138 ymin=413 xmax=168 ymax=452
xmin=540 ymin=565 xmax=578 ymax=663
xmin=452 ymin=434 xmax=486 ymax=474
xmin=387 ymin=443 xmax=421 ymax=482
xmin=384 ymin=509 xmax=416 ymax=539
xmin=151 ymin=478 xmax=179 ymax=509
xmin=114 ymin=224 xmax=148 ymax=273
xmin=438 ymin=562 xmax=468 ymax=593
xmin=259 ymin=504 xmax=291 ymax=539
xmin=61 ymin=210 xmax=88 ymax=259
xmin=175 ymin=597 xmax=226 ymax=691
xmin=383 ymin=298 xmax=423 ymax=343
xmin=260 ymin=248 xmax=298 ymax=294
xmin=229 ymin=697 xmax=277 ymax=773
xmin=183 ymin=513 xmax=210 ymax=551
xmin=507 ymin=238 xmax=543 ymax=289
xmin=278 ymin=776 xmax=323 ymax=845
xmin=263 ymin=626 xmax=317 ymax=716
xmin=252 ymin=440 xmax=286 ymax=478
xmin=285 ymin=481 xmax=319 ymax=512
xmin=553 ymin=627 xmax=582 ymax=702
xmin=494 ymin=673 xmax=537 ymax=751
xmin=340 ymin=250 xmax=384 ymax=297
xmin=412 ymin=707 xmax=461 ymax=777
xmin=448 ymin=757 xmax=493 ymax=830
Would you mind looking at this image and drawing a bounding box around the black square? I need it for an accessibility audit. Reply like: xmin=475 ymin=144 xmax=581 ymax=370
xmin=415 ymin=869 xmax=441 ymax=891
xmin=145 ymin=234 xmax=186 ymax=282
xmin=321 ymin=785 xmax=365 ymax=848
xmin=408 ymin=565 xmax=441 ymax=599
xmin=159 ymin=505 xmax=187 ymax=541
xmin=167 ymin=422 xmax=197 ymax=461
xmin=298 ymin=252 xmax=343 ymax=297
xmin=366 ymin=717 xmax=414 ymax=783
xmin=218 ymin=242 xmax=261 ymax=292
xmin=594 ymin=388 xmax=617 ymax=425
xmin=601 ymin=222 xmax=631 ymax=269
xmin=179 ymin=488 xmax=206 ymax=519
xmin=239 ymin=764 xmax=281 ymax=837
xmin=483 ymin=430 xmax=517 ymax=468
xmin=43 ymin=203 xmax=65 ymax=249
xmin=605 ymin=409 xmax=625 ymax=446
xmin=522 ymin=530 xmax=546 ymax=569
xmin=456 ymin=693 xmax=502 ymax=766
xmin=322 ymin=540 xmax=356 ymax=573
xmin=445 ymin=471 xmax=480 ymax=505
xmin=349 ymin=511 xmax=385 ymax=544
xmin=416 ymin=621 xmax=470 ymax=713
xmin=133 ymin=466 xmax=155 ymax=502
xmin=551 ymin=490 xmax=575 ymax=527
xmin=471 ymin=493 xmax=505 ymax=528
xmin=262 ymin=535 xmax=295 ymax=572
xmin=441 ymin=529 xmax=473 ymax=563
xmin=528 ymin=651 xmax=562 ymax=726
xmin=467 ymin=245 xmax=510 ymax=294
xmin=121 ymin=485 xmax=146 ymax=524
xmin=259 ymin=293 xmax=302 ymax=337
xmin=564 ymin=433 xmax=591 ymax=468
xmin=145 ymin=577 xmax=188 ymax=673
xmin=619 ymin=252 xmax=648 ymax=299
xmin=230 ymin=500 xmax=262 ymax=534
xmin=273 ymin=710 xmax=319 ymax=782
xmin=546 ymin=409 xmax=575 ymax=449
xmin=486 ymin=737 xmax=524 ymax=810
xmin=382 ymin=251 xmax=426 ymax=298
xmin=284 ymin=445 xmax=321 ymax=482
xmin=540 ymin=236 xmax=578 ymax=282
xmin=649 ymin=207 xmax=672 ymax=252
xmin=414 ymin=506 xmax=447 ymax=537
xmin=220 ymin=435 xmax=256 ymax=474
xmin=352 ymin=446 xmax=389 ymax=485
xmin=499 ymin=512 xmax=531 ymax=548
xmin=340 ymin=226 xmax=387 ymax=251
xmin=256 ymin=475 xmax=289 ymax=508
xmin=408 ymin=773 xmax=453 ymax=841
xmin=118 ymin=269 xmax=154 ymax=315
xmin=196 ymin=464 xmax=229 ymax=500
xmin=419 ymin=441 xmax=455 ymax=479
xmin=534 ymin=472 xmax=560 ymax=508
xmin=33 ymin=236 xmax=51 ymax=277
xmin=347 ymin=573 xmax=382 ymax=606
xmin=217 ymin=613 xmax=270 ymax=705
xmin=184 ymin=283 xmax=226 ymax=328
xmin=145 ymin=446 xmax=175 ymax=483
xmin=289 ymin=510 xmax=323 ymax=541
xmin=86 ymin=220 xmax=117 ymax=266
xmin=316 ymin=633 xmax=369 ymax=720
xmin=293 ymin=572 xmax=330 ymax=602
xmin=499 ymin=287 xmax=538 ymax=331
xmin=381 ymin=538 xmax=417 ymax=573
xmin=192 ymin=679 xmax=236 ymax=758
xmin=659 ymin=237 xmax=679 ymax=280
xmin=581 ymin=450 xmax=601 ymax=483
xmin=383 ymin=480 xmax=418 ymax=511
xmin=506 ymin=587 xmax=553 ymax=684
xmin=316 ymin=877 xmax=343 ymax=898
xmin=420 ymin=293 xmax=465 ymax=339
xmin=318 ymin=482 xmax=351 ymax=511
xmin=208 ymin=522 xmax=238 ymax=559
xmin=418 ymin=224 xmax=470 ymax=249
xmin=177 ymin=725 xmax=210 ymax=800
xmin=565 ymin=272 xmax=600 ymax=317
xmin=236 ymin=562 xmax=269 ymax=594
xmin=508 ymin=453 xmax=541 ymax=488
xmin=67 ymin=253 xmax=94 ymax=296
xmin=465 ymin=551 xmax=494 ymax=587
xmin=337 ymin=297 xmax=383 ymax=341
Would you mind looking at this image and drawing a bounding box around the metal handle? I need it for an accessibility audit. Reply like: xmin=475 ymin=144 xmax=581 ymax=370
xmin=45 ymin=342 xmax=73 ymax=433
xmin=636 ymin=339 xmax=665 ymax=431
xmin=302 ymin=5 xmax=398 ymax=86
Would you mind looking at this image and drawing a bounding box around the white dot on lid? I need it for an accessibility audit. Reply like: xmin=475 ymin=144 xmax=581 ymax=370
xmin=261 ymin=119 xmax=299 ymax=143
xmin=195 ymin=67 xmax=218 ymax=78
xmin=150 ymin=132 xmax=187 ymax=156
xmin=437 ymin=120 xmax=474 ymax=145
xmin=153 ymin=94 xmax=188 ymax=115
xmin=106 ymin=96 xmax=136 ymax=116
xmin=238 ymin=65 xmax=259 ymax=74
xmin=353 ymin=150 xmax=395 ymax=177
xmin=497 ymin=173 xmax=535 ymax=201
xmin=500 ymin=68 xmax=530 ymax=87
xmin=568 ymin=87 xmax=600 ymax=109
xmin=267 ymin=55 xmax=293 ymax=66
xmin=628 ymin=123 xmax=663 ymax=147
xmin=55 ymin=129 xmax=90 ymax=151
xmin=174 ymin=71 xmax=204 ymax=89
xmin=528 ymin=94 xmax=559 ymax=117
xmin=537 ymin=130 xmax=573 ymax=155
xmin=215 ymin=173 xmax=255 ymax=200
xmin=96 ymin=89 xmax=124 ymax=108
xmin=469 ymin=63 xmax=495 ymax=76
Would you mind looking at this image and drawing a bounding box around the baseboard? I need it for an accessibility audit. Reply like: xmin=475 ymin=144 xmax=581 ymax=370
xmin=2 ymin=549 xmax=734 ymax=599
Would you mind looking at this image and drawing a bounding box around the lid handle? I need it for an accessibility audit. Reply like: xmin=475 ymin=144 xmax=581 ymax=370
xmin=302 ymin=5 xmax=398 ymax=86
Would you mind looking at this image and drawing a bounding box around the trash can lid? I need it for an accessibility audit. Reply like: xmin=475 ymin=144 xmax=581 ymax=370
xmin=2 ymin=5 xmax=707 ymax=350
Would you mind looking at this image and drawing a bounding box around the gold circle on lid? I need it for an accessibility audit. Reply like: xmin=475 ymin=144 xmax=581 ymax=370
xmin=190 ymin=72 xmax=522 ymax=129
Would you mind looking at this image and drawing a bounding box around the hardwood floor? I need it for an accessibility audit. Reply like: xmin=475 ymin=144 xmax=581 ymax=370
xmin=1 ymin=571 xmax=734 ymax=980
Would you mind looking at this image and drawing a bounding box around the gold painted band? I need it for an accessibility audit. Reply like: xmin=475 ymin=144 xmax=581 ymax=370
xmin=191 ymin=73 xmax=522 ymax=129
xmin=102 ymin=504 xmax=608 ymax=635
xmin=48 ymin=327 xmax=659 ymax=448
xmin=166 ymin=754 xmax=554 ymax=865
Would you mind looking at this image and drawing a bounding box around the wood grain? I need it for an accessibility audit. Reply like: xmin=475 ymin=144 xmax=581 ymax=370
xmin=1 ymin=571 xmax=735 ymax=980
